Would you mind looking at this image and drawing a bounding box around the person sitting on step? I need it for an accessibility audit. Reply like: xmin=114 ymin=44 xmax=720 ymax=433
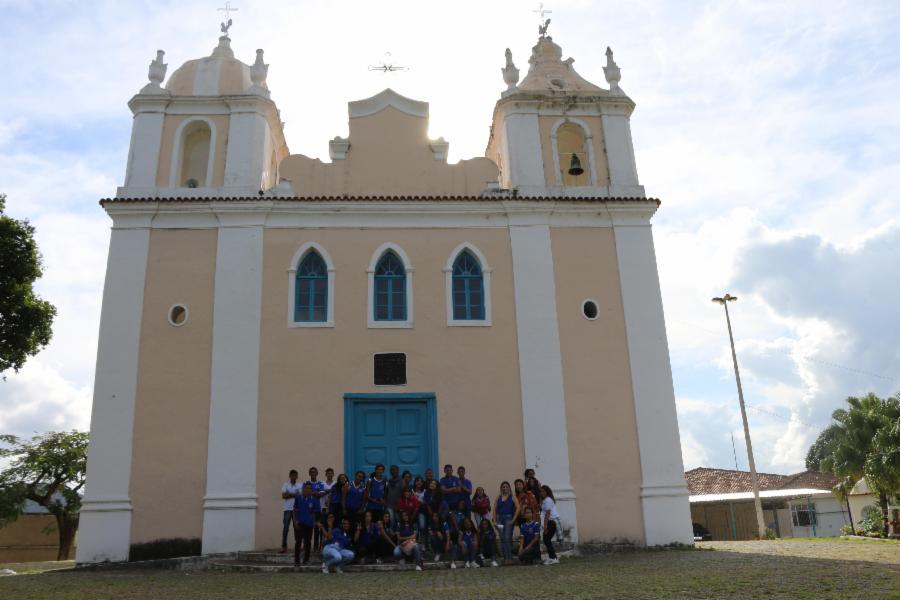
xmin=459 ymin=517 xmax=480 ymax=568
xmin=393 ymin=509 xmax=423 ymax=571
xmin=477 ymin=517 xmax=499 ymax=567
xmin=320 ymin=514 xmax=355 ymax=574
xmin=517 ymin=506 xmax=542 ymax=565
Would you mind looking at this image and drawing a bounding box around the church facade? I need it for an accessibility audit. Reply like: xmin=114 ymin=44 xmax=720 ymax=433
xmin=76 ymin=29 xmax=693 ymax=563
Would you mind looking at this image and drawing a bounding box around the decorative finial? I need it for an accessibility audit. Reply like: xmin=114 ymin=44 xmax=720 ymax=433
xmin=140 ymin=50 xmax=168 ymax=94
xmin=251 ymin=49 xmax=268 ymax=86
xmin=218 ymin=1 xmax=238 ymax=36
xmin=538 ymin=18 xmax=551 ymax=37
xmin=502 ymin=48 xmax=520 ymax=93
xmin=604 ymin=46 xmax=623 ymax=95
xmin=533 ymin=3 xmax=553 ymax=37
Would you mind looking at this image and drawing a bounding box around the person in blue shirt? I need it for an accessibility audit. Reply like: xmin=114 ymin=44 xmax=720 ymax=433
xmin=427 ymin=511 xmax=452 ymax=566
xmin=458 ymin=517 xmax=480 ymax=568
xmin=375 ymin=510 xmax=397 ymax=564
xmin=365 ymin=464 xmax=388 ymax=522
xmin=292 ymin=482 xmax=318 ymax=565
xmin=477 ymin=517 xmax=499 ymax=567
xmin=457 ymin=466 xmax=474 ymax=513
xmin=320 ymin=514 xmax=355 ymax=574
xmin=304 ymin=467 xmax=327 ymax=552
xmin=517 ymin=506 xmax=542 ymax=565
xmin=493 ymin=480 xmax=520 ymax=563
xmin=344 ymin=470 xmax=366 ymax=530
xmin=352 ymin=510 xmax=380 ymax=564
xmin=439 ymin=464 xmax=461 ymax=511
xmin=393 ymin=509 xmax=423 ymax=571
xmin=329 ymin=473 xmax=348 ymax=526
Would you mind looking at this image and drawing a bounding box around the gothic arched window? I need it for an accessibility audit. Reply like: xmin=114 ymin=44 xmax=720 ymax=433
xmin=452 ymin=250 xmax=484 ymax=320
xmin=294 ymin=251 xmax=328 ymax=322
xmin=374 ymin=251 xmax=407 ymax=321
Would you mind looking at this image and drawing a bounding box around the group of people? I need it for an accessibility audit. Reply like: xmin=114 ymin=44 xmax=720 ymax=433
xmin=280 ymin=463 xmax=563 ymax=573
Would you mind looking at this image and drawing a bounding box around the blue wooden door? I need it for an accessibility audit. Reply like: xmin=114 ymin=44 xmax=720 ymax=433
xmin=348 ymin=397 xmax=435 ymax=478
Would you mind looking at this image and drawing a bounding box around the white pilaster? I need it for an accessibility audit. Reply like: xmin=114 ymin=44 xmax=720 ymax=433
xmin=76 ymin=219 xmax=151 ymax=563
xmin=503 ymin=113 xmax=545 ymax=189
xmin=123 ymin=99 xmax=168 ymax=188
xmin=601 ymin=112 xmax=642 ymax=196
xmin=509 ymin=219 xmax=578 ymax=541
xmin=613 ymin=220 xmax=694 ymax=546
xmin=202 ymin=213 xmax=264 ymax=553
xmin=224 ymin=104 xmax=269 ymax=190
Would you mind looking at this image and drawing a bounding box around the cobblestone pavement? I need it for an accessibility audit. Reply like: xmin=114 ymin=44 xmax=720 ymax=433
xmin=1 ymin=539 xmax=897 ymax=599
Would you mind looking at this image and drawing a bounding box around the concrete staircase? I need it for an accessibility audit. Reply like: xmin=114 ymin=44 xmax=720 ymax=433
xmin=208 ymin=543 xmax=576 ymax=573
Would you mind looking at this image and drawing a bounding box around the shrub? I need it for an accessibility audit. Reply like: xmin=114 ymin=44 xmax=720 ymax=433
xmin=129 ymin=537 xmax=202 ymax=561
xmin=858 ymin=505 xmax=884 ymax=537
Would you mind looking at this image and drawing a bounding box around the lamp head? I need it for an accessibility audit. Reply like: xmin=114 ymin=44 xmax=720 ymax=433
xmin=712 ymin=294 xmax=738 ymax=305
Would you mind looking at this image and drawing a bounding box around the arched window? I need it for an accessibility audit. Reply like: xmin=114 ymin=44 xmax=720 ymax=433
xmin=177 ymin=120 xmax=212 ymax=188
xmin=452 ymin=251 xmax=484 ymax=320
xmin=556 ymin=122 xmax=590 ymax=187
xmin=294 ymin=251 xmax=328 ymax=322
xmin=374 ymin=251 xmax=407 ymax=321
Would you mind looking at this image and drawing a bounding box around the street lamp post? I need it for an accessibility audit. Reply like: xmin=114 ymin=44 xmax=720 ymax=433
xmin=712 ymin=293 xmax=767 ymax=539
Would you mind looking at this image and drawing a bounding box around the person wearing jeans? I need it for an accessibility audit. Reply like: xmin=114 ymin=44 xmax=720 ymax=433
xmin=293 ymin=482 xmax=317 ymax=565
xmin=493 ymin=481 xmax=520 ymax=562
xmin=321 ymin=516 xmax=355 ymax=573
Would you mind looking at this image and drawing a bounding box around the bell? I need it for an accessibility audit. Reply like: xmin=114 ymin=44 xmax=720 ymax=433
xmin=568 ymin=153 xmax=584 ymax=176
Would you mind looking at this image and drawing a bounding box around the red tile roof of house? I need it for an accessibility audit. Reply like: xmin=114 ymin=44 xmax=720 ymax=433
xmin=685 ymin=467 xmax=837 ymax=495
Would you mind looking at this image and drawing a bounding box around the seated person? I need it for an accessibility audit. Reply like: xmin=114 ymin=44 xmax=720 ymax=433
xmin=428 ymin=510 xmax=451 ymax=564
xmin=352 ymin=511 xmax=380 ymax=564
xmin=477 ymin=516 xmax=499 ymax=567
xmin=320 ymin=514 xmax=355 ymax=573
xmin=517 ymin=506 xmax=542 ymax=565
xmin=375 ymin=510 xmax=397 ymax=564
xmin=393 ymin=510 xmax=423 ymax=571
xmin=459 ymin=517 xmax=480 ymax=568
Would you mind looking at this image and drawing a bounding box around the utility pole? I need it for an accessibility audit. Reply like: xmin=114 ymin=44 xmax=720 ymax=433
xmin=712 ymin=293 xmax=767 ymax=539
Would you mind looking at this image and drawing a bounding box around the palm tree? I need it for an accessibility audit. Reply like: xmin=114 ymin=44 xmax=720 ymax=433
xmin=820 ymin=393 xmax=899 ymax=537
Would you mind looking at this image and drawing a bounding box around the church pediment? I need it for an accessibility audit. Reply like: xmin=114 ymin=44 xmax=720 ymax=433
xmin=279 ymin=89 xmax=499 ymax=197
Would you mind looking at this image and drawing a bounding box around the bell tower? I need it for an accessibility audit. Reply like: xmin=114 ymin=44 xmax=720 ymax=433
xmin=119 ymin=35 xmax=288 ymax=198
xmin=486 ymin=34 xmax=642 ymax=198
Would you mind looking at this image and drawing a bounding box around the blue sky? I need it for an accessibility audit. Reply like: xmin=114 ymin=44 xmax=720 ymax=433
xmin=1 ymin=0 xmax=898 ymax=475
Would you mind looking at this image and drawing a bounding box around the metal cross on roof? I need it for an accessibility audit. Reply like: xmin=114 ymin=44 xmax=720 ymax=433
xmin=368 ymin=52 xmax=409 ymax=73
xmin=218 ymin=1 xmax=238 ymax=35
xmin=534 ymin=3 xmax=552 ymax=37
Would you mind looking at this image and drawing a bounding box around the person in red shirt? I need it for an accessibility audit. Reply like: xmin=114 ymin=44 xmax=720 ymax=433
xmin=397 ymin=486 xmax=421 ymax=522
xmin=471 ymin=486 xmax=491 ymax=529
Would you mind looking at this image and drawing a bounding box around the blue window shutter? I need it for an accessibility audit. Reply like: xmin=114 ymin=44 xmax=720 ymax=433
xmin=451 ymin=250 xmax=484 ymax=320
xmin=295 ymin=251 xmax=328 ymax=322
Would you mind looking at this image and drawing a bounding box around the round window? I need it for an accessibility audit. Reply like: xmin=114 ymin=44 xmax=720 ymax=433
xmin=582 ymin=299 xmax=599 ymax=320
xmin=168 ymin=304 xmax=188 ymax=327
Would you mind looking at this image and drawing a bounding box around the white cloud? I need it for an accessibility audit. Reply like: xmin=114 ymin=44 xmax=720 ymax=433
xmin=0 ymin=1 xmax=898 ymax=478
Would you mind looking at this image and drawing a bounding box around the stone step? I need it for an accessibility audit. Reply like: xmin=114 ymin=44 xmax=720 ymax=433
xmin=209 ymin=556 xmax=567 ymax=574
xmin=238 ymin=543 xmax=576 ymax=565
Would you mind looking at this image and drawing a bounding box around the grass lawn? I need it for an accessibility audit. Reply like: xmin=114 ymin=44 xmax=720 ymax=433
xmin=0 ymin=539 xmax=897 ymax=599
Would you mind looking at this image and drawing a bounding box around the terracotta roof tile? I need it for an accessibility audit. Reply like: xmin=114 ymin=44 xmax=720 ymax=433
xmin=684 ymin=467 xmax=836 ymax=496
xmin=99 ymin=195 xmax=660 ymax=206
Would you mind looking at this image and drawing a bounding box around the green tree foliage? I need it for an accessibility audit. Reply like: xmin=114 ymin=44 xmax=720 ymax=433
xmin=0 ymin=193 xmax=56 ymax=375
xmin=0 ymin=431 xmax=88 ymax=560
xmin=805 ymin=424 xmax=842 ymax=471
xmin=816 ymin=393 xmax=900 ymax=537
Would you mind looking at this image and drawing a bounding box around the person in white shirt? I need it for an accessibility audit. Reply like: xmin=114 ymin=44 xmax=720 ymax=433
xmin=539 ymin=485 xmax=560 ymax=565
xmin=280 ymin=469 xmax=302 ymax=553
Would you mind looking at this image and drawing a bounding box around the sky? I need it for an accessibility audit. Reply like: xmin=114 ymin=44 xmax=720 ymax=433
xmin=0 ymin=0 xmax=898 ymax=476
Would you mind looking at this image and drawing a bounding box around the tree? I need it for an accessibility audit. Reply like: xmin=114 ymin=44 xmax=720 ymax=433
xmin=0 ymin=431 xmax=88 ymax=560
xmin=818 ymin=393 xmax=900 ymax=537
xmin=805 ymin=424 xmax=841 ymax=471
xmin=0 ymin=193 xmax=56 ymax=375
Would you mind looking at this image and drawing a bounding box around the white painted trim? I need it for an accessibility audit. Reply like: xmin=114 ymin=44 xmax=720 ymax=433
xmin=366 ymin=242 xmax=414 ymax=329
xmin=613 ymin=223 xmax=693 ymax=546
xmin=508 ymin=223 xmax=577 ymax=540
xmin=549 ymin=118 xmax=598 ymax=186
xmin=202 ymin=224 xmax=264 ymax=553
xmin=348 ymin=88 xmax=428 ymax=118
xmin=168 ymin=117 xmax=217 ymax=188
xmin=103 ymin=200 xmax=660 ymax=230
xmin=443 ymin=242 xmax=492 ymax=327
xmin=286 ymin=242 xmax=336 ymax=328
xmin=167 ymin=303 xmax=189 ymax=327
xmin=581 ymin=298 xmax=599 ymax=321
xmin=76 ymin=227 xmax=150 ymax=564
